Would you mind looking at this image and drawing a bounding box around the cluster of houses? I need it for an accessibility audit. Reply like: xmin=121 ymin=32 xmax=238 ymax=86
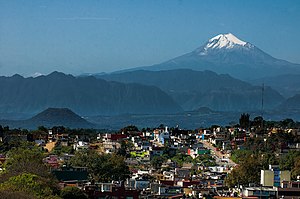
xmin=1 ymin=124 xmax=300 ymax=198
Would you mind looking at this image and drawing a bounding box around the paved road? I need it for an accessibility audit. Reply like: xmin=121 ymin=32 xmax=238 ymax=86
xmin=200 ymin=140 xmax=236 ymax=167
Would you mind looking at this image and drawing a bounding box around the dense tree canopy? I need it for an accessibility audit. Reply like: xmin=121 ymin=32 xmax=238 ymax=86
xmin=69 ymin=150 xmax=130 ymax=182
xmin=151 ymin=155 xmax=168 ymax=169
xmin=239 ymin=113 xmax=250 ymax=129
xmin=0 ymin=143 xmax=60 ymax=198
xmin=3 ymin=146 xmax=49 ymax=178
xmin=280 ymin=151 xmax=300 ymax=175
xmin=0 ymin=173 xmax=59 ymax=199
xmin=60 ymin=186 xmax=88 ymax=199
xmin=226 ymin=154 xmax=262 ymax=187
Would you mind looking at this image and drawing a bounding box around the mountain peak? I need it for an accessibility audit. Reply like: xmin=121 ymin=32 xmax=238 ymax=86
xmin=206 ymin=33 xmax=248 ymax=50
xmin=208 ymin=33 xmax=246 ymax=48
xmin=29 ymin=108 xmax=94 ymax=128
xmin=196 ymin=33 xmax=253 ymax=56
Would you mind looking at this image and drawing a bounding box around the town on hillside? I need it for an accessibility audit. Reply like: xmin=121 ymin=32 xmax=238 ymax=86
xmin=0 ymin=115 xmax=300 ymax=199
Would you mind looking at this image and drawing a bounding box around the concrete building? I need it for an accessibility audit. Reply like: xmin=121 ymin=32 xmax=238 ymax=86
xmin=261 ymin=165 xmax=291 ymax=187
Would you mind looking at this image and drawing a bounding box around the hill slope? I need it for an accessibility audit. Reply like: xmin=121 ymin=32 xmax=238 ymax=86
xmin=29 ymin=108 xmax=94 ymax=128
xmin=252 ymin=74 xmax=300 ymax=97
xmin=0 ymin=108 xmax=95 ymax=129
xmin=0 ymin=72 xmax=182 ymax=116
xmin=279 ymin=94 xmax=300 ymax=111
xmin=98 ymin=69 xmax=284 ymax=111
xmin=127 ymin=33 xmax=300 ymax=80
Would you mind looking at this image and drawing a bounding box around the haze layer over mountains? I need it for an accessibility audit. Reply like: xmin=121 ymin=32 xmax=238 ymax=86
xmin=1 ymin=33 xmax=300 ymax=129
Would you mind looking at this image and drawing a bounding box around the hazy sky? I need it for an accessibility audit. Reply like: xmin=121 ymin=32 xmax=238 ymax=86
xmin=1 ymin=0 xmax=300 ymax=76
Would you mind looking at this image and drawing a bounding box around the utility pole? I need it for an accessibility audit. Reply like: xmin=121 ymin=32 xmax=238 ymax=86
xmin=261 ymin=83 xmax=265 ymax=131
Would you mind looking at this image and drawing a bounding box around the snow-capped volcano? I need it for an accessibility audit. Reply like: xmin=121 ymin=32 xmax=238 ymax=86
xmin=208 ymin=33 xmax=247 ymax=48
xmin=123 ymin=33 xmax=300 ymax=79
xmin=197 ymin=33 xmax=254 ymax=55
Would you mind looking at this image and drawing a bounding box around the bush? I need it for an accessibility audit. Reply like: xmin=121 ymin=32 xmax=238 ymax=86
xmin=60 ymin=186 xmax=87 ymax=199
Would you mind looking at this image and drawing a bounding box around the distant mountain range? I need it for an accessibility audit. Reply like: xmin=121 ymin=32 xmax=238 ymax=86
xmin=0 ymin=108 xmax=95 ymax=129
xmin=0 ymin=33 xmax=300 ymax=129
xmin=279 ymin=94 xmax=300 ymax=112
xmin=121 ymin=33 xmax=300 ymax=80
xmin=2 ymin=105 xmax=299 ymax=130
xmin=94 ymin=33 xmax=300 ymax=114
xmin=0 ymin=72 xmax=182 ymax=116
xmin=252 ymin=74 xmax=300 ymax=97
xmin=98 ymin=69 xmax=284 ymax=111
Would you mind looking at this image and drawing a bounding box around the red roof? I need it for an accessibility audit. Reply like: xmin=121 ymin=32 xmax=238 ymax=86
xmin=160 ymin=180 xmax=175 ymax=186
xmin=107 ymin=134 xmax=128 ymax=140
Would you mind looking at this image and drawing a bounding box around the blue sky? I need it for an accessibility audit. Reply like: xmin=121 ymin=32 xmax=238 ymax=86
xmin=1 ymin=0 xmax=300 ymax=76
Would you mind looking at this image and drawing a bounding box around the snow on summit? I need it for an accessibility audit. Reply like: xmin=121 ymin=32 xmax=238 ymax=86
xmin=207 ymin=33 xmax=247 ymax=49
xmin=198 ymin=33 xmax=251 ymax=55
xmin=207 ymin=33 xmax=247 ymax=48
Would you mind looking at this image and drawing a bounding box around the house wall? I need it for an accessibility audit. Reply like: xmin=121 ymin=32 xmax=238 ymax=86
xmin=280 ymin=171 xmax=291 ymax=183
xmin=261 ymin=170 xmax=274 ymax=187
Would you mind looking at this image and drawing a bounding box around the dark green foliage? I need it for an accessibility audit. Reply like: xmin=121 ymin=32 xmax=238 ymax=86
xmin=151 ymin=155 xmax=168 ymax=169
xmin=292 ymin=158 xmax=300 ymax=179
xmin=0 ymin=173 xmax=55 ymax=198
xmin=3 ymin=146 xmax=49 ymax=178
xmin=244 ymin=131 xmax=298 ymax=153
xmin=60 ymin=187 xmax=88 ymax=199
xmin=230 ymin=150 xmax=253 ymax=164
xmin=252 ymin=116 xmax=264 ymax=128
xmin=117 ymin=140 xmax=133 ymax=157
xmin=261 ymin=153 xmax=279 ymax=169
xmin=225 ymin=154 xmax=262 ymax=187
xmin=0 ymin=143 xmax=60 ymax=198
xmin=227 ymin=127 xmax=300 ymax=187
xmin=0 ymin=140 xmax=32 ymax=154
xmin=193 ymin=154 xmax=217 ymax=167
xmin=239 ymin=113 xmax=250 ymax=129
xmin=38 ymin=126 xmax=48 ymax=133
xmin=171 ymin=153 xmax=193 ymax=167
xmin=52 ymin=145 xmax=74 ymax=156
xmin=280 ymin=151 xmax=300 ymax=171
xmin=0 ymin=190 xmax=35 ymax=199
xmin=280 ymin=118 xmax=296 ymax=128
xmin=69 ymin=150 xmax=130 ymax=182
xmin=120 ymin=125 xmax=139 ymax=133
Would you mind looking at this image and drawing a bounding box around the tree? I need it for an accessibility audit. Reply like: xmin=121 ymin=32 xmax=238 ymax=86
xmin=38 ymin=126 xmax=48 ymax=133
xmin=60 ymin=186 xmax=87 ymax=199
xmin=0 ymin=142 xmax=60 ymax=198
xmin=225 ymin=154 xmax=262 ymax=187
xmin=69 ymin=150 xmax=130 ymax=182
xmin=292 ymin=157 xmax=300 ymax=179
xmin=230 ymin=150 xmax=252 ymax=164
xmin=0 ymin=173 xmax=60 ymax=199
xmin=252 ymin=116 xmax=264 ymax=128
xmin=280 ymin=151 xmax=300 ymax=171
xmin=280 ymin=118 xmax=295 ymax=128
xmin=171 ymin=153 xmax=193 ymax=167
xmin=239 ymin=113 xmax=250 ymax=129
xmin=0 ymin=190 xmax=35 ymax=199
xmin=52 ymin=145 xmax=74 ymax=156
xmin=117 ymin=140 xmax=133 ymax=157
xmin=4 ymin=146 xmax=49 ymax=178
xmin=151 ymin=155 xmax=167 ymax=169
xmin=120 ymin=125 xmax=139 ymax=133
xmin=193 ymin=154 xmax=217 ymax=167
